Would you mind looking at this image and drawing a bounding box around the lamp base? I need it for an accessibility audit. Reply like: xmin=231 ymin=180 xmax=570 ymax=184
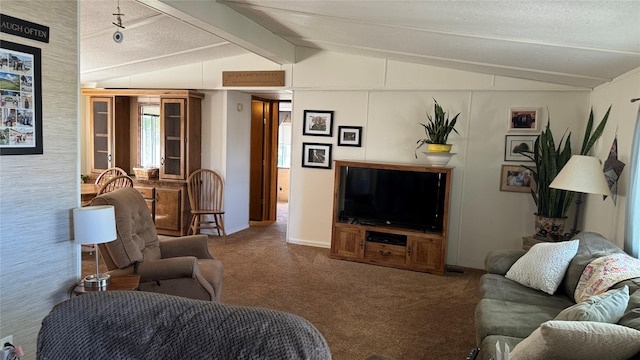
xmin=83 ymin=273 xmax=110 ymax=288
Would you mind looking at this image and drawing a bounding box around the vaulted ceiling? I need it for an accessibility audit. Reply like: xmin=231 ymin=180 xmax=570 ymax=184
xmin=80 ymin=0 xmax=640 ymax=89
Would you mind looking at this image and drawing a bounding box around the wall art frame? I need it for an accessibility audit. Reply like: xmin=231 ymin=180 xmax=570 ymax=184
xmin=337 ymin=126 xmax=362 ymax=147
xmin=504 ymin=135 xmax=537 ymax=162
xmin=302 ymin=142 xmax=332 ymax=169
xmin=500 ymin=164 xmax=536 ymax=193
xmin=508 ymin=107 xmax=539 ymax=132
xmin=303 ymin=110 xmax=333 ymax=137
xmin=0 ymin=40 xmax=43 ymax=155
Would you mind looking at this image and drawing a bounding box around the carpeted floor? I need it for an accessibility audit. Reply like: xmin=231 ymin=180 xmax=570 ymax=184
xmin=83 ymin=202 xmax=483 ymax=360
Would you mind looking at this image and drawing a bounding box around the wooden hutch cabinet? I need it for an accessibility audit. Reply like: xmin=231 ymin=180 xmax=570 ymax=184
xmin=82 ymin=89 xmax=203 ymax=236
xmin=330 ymin=160 xmax=452 ymax=275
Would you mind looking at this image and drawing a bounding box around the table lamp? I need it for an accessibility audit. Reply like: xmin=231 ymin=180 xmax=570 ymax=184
xmin=549 ymin=155 xmax=611 ymax=237
xmin=73 ymin=205 xmax=117 ymax=288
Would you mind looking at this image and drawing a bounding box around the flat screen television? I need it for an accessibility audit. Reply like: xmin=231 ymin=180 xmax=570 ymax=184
xmin=342 ymin=166 xmax=447 ymax=231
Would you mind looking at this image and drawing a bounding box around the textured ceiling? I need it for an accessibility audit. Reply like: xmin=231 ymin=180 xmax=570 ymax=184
xmin=80 ymin=0 xmax=640 ymax=88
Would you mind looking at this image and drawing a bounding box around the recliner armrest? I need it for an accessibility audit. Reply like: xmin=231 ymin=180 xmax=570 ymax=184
xmin=108 ymin=257 xmax=200 ymax=282
xmin=484 ymin=249 xmax=527 ymax=275
xmin=159 ymin=235 xmax=214 ymax=259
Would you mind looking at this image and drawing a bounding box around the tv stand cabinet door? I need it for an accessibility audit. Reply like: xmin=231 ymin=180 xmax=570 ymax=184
xmin=407 ymin=236 xmax=445 ymax=274
xmin=331 ymin=225 xmax=364 ymax=260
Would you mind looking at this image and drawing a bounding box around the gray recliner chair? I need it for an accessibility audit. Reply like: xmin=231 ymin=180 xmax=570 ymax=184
xmin=89 ymin=187 xmax=224 ymax=301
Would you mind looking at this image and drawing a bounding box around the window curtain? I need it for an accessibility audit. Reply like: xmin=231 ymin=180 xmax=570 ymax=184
xmin=625 ymin=106 xmax=640 ymax=258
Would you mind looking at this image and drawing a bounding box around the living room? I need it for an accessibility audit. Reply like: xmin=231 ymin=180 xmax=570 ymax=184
xmin=1 ymin=1 xmax=639 ymax=359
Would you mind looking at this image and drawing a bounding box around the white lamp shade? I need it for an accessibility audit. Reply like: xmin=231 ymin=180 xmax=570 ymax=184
xmin=73 ymin=205 xmax=117 ymax=245
xmin=549 ymin=155 xmax=611 ymax=196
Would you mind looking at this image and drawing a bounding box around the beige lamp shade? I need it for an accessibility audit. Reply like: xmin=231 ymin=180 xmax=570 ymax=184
xmin=549 ymin=155 xmax=611 ymax=196
xmin=73 ymin=205 xmax=117 ymax=245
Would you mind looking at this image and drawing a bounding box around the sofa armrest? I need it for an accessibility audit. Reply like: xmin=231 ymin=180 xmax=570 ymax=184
xmin=159 ymin=234 xmax=214 ymax=259
xmin=485 ymin=249 xmax=527 ymax=274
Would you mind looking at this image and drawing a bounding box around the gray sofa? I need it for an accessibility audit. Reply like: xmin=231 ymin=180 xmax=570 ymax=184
xmin=37 ymin=291 xmax=331 ymax=359
xmin=474 ymin=232 xmax=640 ymax=360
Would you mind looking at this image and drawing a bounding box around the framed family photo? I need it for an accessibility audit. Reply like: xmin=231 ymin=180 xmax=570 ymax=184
xmin=504 ymin=135 xmax=537 ymax=162
xmin=500 ymin=165 xmax=536 ymax=193
xmin=508 ymin=107 xmax=539 ymax=132
xmin=0 ymin=40 xmax=43 ymax=155
xmin=303 ymin=110 xmax=334 ymax=137
xmin=337 ymin=126 xmax=362 ymax=147
xmin=302 ymin=142 xmax=332 ymax=169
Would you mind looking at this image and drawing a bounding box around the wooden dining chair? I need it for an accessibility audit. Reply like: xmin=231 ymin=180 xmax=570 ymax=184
xmin=95 ymin=167 xmax=128 ymax=186
xmin=97 ymin=175 xmax=134 ymax=195
xmin=187 ymin=169 xmax=226 ymax=237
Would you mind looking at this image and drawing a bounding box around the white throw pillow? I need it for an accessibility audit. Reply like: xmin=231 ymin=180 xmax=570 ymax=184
xmin=555 ymin=285 xmax=629 ymax=323
xmin=510 ymin=320 xmax=640 ymax=360
xmin=505 ymin=239 xmax=579 ymax=295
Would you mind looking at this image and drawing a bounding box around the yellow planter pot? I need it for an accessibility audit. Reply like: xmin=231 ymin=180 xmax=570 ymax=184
xmin=426 ymin=144 xmax=452 ymax=153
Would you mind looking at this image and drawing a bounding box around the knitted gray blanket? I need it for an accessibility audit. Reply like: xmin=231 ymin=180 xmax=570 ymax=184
xmin=37 ymin=291 xmax=331 ymax=360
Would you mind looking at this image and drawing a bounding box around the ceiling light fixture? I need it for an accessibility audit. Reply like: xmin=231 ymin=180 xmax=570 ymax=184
xmin=112 ymin=0 xmax=125 ymax=43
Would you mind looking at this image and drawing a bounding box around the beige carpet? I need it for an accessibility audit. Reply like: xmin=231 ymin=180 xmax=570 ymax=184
xmin=83 ymin=203 xmax=483 ymax=360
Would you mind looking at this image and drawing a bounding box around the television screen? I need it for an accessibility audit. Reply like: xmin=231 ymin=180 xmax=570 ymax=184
xmin=342 ymin=166 xmax=446 ymax=231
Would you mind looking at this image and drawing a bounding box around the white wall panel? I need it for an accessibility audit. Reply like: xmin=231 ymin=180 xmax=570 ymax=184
xmin=584 ymin=68 xmax=640 ymax=248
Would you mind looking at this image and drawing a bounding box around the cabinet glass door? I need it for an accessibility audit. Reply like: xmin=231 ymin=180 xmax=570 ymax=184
xmin=160 ymin=99 xmax=185 ymax=179
xmin=91 ymin=97 xmax=112 ymax=172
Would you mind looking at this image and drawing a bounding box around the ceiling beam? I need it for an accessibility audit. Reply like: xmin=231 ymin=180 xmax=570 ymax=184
xmin=136 ymin=0 xmax=296 ymax=64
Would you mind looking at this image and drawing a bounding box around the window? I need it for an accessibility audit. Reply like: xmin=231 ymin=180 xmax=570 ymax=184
xmin=140 ymin=104 xmax=160 ymax=167
xmin=277 ymin=102 xmax=292 ymax=168
xmin=626 ymin=108 xmax=640 ymax=258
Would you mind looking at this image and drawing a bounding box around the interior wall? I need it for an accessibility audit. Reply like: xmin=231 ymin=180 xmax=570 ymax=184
xmin=583 ymin=68 xmax=640 ymax=248
xmin=81 ymin=47 xmax=637 ymax=270
xmin=223 ymin=91 xmax=252 ymax=234
xmin=0 ymin=2 xmax=79 ymax=358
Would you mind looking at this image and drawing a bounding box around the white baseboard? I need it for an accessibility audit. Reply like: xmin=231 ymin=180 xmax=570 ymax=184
xmin=287 ymin=237 xmax=331 ymax=248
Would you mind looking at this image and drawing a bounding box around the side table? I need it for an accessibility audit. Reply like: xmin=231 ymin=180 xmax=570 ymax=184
xmin=521 ymin=236 xmax=551 ymax=250
xmin=74 ymin=275 xmax=140 ymax=295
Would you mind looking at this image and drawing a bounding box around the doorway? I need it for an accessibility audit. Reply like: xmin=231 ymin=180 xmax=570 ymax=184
xmin=249 ymin=98 xmax=291 ymax=225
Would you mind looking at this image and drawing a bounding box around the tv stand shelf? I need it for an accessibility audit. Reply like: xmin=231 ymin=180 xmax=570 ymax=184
xmin=330 ymin=161 xmax=452 ymax=275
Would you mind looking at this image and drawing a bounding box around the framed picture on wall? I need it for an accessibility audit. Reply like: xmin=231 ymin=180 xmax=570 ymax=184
xmin=508 ymin=107 xmax=539 ymax=132
xmin=500 ymin=165 xmax=536 ymax=193
xmin=337 ymin=126 xmax=362 ymax=147
xmin=0 ymin=40 xmax=43 ymax=155
xmin=302 ymin=142 xmax=332 ymax=169
xmin=504 ymin=135 xmax=537 ymax=162
xmin=303 ymin=110 xmax=334 ymax=136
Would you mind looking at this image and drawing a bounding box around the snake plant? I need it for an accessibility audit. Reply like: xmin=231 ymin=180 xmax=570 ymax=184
xmin=415 ymin=99 xmax=460 ymax=155
xmin=519 ymin=106 xmax=611 ymax=218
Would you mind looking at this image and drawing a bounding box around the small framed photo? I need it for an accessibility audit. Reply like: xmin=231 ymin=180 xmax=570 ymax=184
xmin=337 ymin=126 xmax=362 ymax=147
xmin=500 ymin=165 xmax=536 ymax=193
xmin=303 ymin=110 xmax=334 ymax=137
xmin=504 ymin=135 xmax=537 ymax=162
xmin=508 ymin=107 xmax=539 ymax=132
xmin=302 ymin=142 xmax=332 ymax=169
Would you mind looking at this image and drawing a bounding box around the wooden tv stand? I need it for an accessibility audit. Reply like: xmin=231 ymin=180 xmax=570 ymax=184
xmin=330 ymin=161 xmax=452 ymax=275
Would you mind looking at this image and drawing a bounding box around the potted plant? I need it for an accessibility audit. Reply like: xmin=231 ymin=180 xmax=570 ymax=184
xmin=519 ymin=106 xmax=611 ymax=239
xmin=415 ymin=99 xmax=460 ymax=157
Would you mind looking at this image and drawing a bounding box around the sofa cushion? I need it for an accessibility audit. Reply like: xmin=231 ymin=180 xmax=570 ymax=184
xmin=555 ymin=285 xmax=629 ymax=323
xmin=505 ymin=239 xmax=579 ymax=295
xmin=574 ymin=254 xmax=640 ymax=302
xmin=619 ymin=289 xmax=640 ymax=331
xmin=474 ymin=298 xmax=566 ymax=345
xmin=509 ymin=320 xmax=640 ymax=360
xmin=561 ymin=232 xmax=624 ymax=301
xmin=479 ymin=274 xmax=574 ymax=309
